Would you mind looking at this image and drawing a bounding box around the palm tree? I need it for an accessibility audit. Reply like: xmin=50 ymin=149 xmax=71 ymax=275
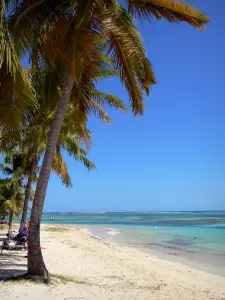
xmin=0 ymin=187 xmax=8 ymax=221
xmin=19 ymin=124 xmax=96 ymax=225
xmin=6 ymin=0 xmax=209 ymax=277
xmin=1 ymin=65 xmax=122 ymax=226
xmin=0 ymin=155 xmax=26 ymax=229
xmin=0 ymin=181 xmax=25 ymax=229
xmin=0 ymin=200 xmax=8 ymax=222
xmin=20 ymin=65 xmax=127 ymax=229
xmin=0 ymin=181 xmax=11 ymax=222
xmin=16 ymin=66 xmax=124 ymax=226
xmin=0 ymin=130 xmax=95 ymax=225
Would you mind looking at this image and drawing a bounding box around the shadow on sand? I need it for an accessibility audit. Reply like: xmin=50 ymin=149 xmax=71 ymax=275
xmin=0 ymin=253 xmax=27 ymax=281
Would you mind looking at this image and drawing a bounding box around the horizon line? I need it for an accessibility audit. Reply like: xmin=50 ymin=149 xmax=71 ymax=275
xmin=40 ymin=210 xmax=225 ymax=214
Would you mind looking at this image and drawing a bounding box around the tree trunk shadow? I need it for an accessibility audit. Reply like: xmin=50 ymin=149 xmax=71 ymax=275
xmin=0 ymin=252 xmax=27 ymax=281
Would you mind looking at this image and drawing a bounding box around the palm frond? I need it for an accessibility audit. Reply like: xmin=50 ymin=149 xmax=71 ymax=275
xmin=52 ymin=146 xmax=72 ymax=188
xmin=104 ymin=5 xmax=156 ymax=115
xmin=79 ymin=97 xmax=112 ymax=124
xmin=60 ymin=130 xmax=95 ymax=171
xmin=0 ymin=2 xmax=37 ymax=130
xmin=90 ymin=90 xmax=127 ymax=113
xmin=0 ymin=66 xmax=37 ymax=129
xmin=106 ymin=30 xmax=144 ymax=114
xmin=61 ymin=134 xmax=80 ymax=158
xmin=128 ymin=0 xmax=209 ymax=28
xmin=78 ymin=155 xmax=96 ymax=171
xmin=8 ymin=0 xmax=69 ymax=59
xmin=0 ymin=5 xmax=20 ymax=73
xmin=96 ymin=69 xmax=120 ymax=81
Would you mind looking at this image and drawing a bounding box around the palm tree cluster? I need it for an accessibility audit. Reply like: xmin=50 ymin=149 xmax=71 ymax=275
xmin=0 ymin=0 xmax=209 ymax=278
xmin=0 ymin=154 xmax=27 ymax=228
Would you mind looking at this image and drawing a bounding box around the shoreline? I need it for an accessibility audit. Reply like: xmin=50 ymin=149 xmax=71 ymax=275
xmin=86 ymin=225 xmax=225 ymax=278
xmin=2 ymin=222 xmax=225 ymax=277
xmin=1 ymin=225 xmax=225 ymax=299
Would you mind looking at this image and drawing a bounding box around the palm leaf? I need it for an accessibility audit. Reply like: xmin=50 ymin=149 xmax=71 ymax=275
xmin=104 ymin=5 xmax=156 ymax=114
xmin=0 ymin=3 xmax=37 ymax=130
xmin=78 ymin=155 xmax=96 ymax=171
xmin=0 ymin=5 xmax=19 ymax=73
xmin=89 ymin=90 xmax=127 ymax=113
xmin=59 ymin=127 xmax=96 ymax=171
xmin=52 ymin=146 xmax=72 ymax=188
xmin=128 ymin=0 xmax=209 ymax=28
xmin=0 ymin=66 xmax=37 ymax=130
xmin=85 ymin=98 xmax=112 ymax=123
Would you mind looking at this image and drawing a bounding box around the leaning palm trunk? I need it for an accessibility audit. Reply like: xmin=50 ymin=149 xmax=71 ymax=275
xmin=8 ymin=209 xmax=14 ymax=230
xmin=21 ymin=158 xmax=36 ymax=225
xmin=28 ymin=71 xmax=74 ymax=277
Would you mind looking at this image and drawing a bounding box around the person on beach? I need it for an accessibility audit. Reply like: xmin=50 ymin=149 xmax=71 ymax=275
xmin=16 ymin=222 xmax=29 ymax=240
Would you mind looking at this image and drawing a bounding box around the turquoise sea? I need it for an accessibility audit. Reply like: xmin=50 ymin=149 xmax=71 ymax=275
xmin=40 ymin=211 xmax=225 ymax=254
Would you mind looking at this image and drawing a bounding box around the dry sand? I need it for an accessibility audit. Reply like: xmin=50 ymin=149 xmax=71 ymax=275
xmin=0 ymin=225 xmax=225 ymax=300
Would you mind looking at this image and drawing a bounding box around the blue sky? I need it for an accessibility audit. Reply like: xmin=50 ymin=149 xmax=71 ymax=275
xmin=42 ymin=1 xmax=225 ymax=212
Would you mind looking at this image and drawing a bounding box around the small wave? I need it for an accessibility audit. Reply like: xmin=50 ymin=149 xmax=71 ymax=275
xmin=107 ymin=230 xmax=121 ymax=236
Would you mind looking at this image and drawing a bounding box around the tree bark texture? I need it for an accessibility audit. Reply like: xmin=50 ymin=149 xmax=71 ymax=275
xmin=28 ymin=71 xmax=74 ymax=277
xmin=21 ymin=157 xmax=36 ymax=225
xmin=8 ymin=209 xmax=13 ymax=230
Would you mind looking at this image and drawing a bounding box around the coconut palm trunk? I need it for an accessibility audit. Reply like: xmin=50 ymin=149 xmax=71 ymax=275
xmin=28 ymin=71 xmax=74 ymax=277
xmin=21 ymin=157 xmax=36 ymax=225
xmin=8 ymin=209 xmax=14 ymax=230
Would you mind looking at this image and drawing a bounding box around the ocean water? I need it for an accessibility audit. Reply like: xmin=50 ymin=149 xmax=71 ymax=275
xmin=39 ymin=211 xmax=225 ymax=255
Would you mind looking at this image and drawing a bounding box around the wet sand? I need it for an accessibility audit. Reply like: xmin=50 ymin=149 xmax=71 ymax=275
xmin=89 ymin=226 xmax=225 ymax=277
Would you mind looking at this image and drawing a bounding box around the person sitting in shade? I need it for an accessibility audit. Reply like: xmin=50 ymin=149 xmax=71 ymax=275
xmin=17 ymin=222 xmax=28 ymax=240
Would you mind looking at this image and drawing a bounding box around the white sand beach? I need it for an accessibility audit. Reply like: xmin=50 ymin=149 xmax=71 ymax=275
xmin=0 ymin=225 xmax=225 ymax=300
